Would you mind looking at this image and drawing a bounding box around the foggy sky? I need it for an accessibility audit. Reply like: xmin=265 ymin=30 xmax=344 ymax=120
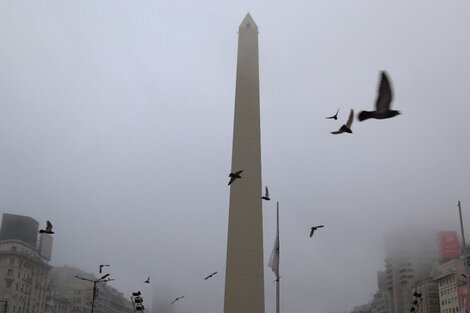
xmin=1 ymin=1 xmax=470 ymax=312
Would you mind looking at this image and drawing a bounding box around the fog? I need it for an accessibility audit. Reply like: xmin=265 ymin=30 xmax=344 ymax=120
xmin=1 ymin=1 xmax=470 ymax=312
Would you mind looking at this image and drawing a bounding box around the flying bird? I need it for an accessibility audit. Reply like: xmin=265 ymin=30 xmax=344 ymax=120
xmin=358 ymin=71 xmax=401 ymax=121
xmin=310 ymin=225 xmax=324 ymax=237
xmin=204 ymin=272 xmax=218 ymax=280
xmin=325 ymin=108 xmax=339 ymax=120
xmin=171 ymin=296 xmax=184 ymax=304
xmin=331 ymin=109 xmax=354 ymax=135
xmin=144 ymin=277 xmax=150 ymax=284
xmin=98 ymin=265 xmax=110 ymax=274
xmin=39 ymin=221 xmax=54 ymax=234
xmin=273 ymin=276 xmax=281 ymax=283
xmin=228 ymin=170 xmax=243 ymax=185
xmin=261 ymin=186 xmax=270 ymax=201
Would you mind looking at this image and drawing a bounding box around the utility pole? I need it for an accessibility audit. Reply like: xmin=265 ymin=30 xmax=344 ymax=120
xmin=459 ymin=200 xmax=470 ymax=313
xmin=458 ymin=201 xmax=470 ymax=291
xmin=74 ymin=274 xmax=114 ymax=313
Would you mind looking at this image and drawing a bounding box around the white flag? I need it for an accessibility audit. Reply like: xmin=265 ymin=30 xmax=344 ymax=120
xmin=268 ymin=235 xmax=279 ymax=278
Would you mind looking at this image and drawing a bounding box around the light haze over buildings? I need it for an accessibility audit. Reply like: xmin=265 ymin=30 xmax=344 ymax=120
xmin=1 ymin=1 xmax=470 ymax=313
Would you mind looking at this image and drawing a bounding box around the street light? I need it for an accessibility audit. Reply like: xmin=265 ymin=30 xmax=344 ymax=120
xmin=73 ymin=273 xmax=114 ymax=313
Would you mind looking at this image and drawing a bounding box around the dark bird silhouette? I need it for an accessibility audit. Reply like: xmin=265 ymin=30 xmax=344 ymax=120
xmin=98 ymin=264 xmax=110 ymax=274
xmin=228 ymin=170 xmax=243 ymax=185
xmin=171 ymin=296 xmax=184 ymax=304
xmin=204 ymin=272 xmax=218 ymax=280
xmin=145 ymin=277 xmax=150 ymax=283
xmin=39 ymin=221 xmax=54 ymax=234
xmin=331 ymin=109 xmax=354 ymax=134
xmin=326 ymin=108 xmax=339 ymax=120
xmin=358 ymin=71 xmax=401 ymax=121
xmin=310 ymin=225 xmax=324 ymax=237
xmin=273 ymin=276 xmax=281 ymax=283
xmin=261 ymin=186 xmax=270 ymax=201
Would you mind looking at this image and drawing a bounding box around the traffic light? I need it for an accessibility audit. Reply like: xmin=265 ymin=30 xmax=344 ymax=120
xmin=132 ymin=291 xmax=145 ymax=312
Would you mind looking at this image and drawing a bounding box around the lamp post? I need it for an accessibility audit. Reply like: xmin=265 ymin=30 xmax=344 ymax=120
xmin=74 ymin=273 xmax=114 ymax=313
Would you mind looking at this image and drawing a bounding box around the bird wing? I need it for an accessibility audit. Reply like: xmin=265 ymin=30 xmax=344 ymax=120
xmin=228 ymin=177 xmax=236 ymax=185
xmin=265 ymin=186 xmax=269 ymax=198
xmin=330 ymin=130 xmax=343 ymax=135
xmin=171 ymin=299 xmax=177 ymax=304
xmin=375 ymin=71 xmax=393 ymax=112
xmin=316 ymin=225 xmax=325 ymax=228
xmin=47 ymin=220 xmax=53 ymax=230
xmin=310 ymin=228 xmax=314 ymax=237
xmin=346 ymin=109 xmax=354 ymax=128
xmin=235 ymin=170 xmax=243 ymax=175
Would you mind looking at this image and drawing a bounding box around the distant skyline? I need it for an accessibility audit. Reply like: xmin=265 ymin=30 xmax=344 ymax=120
xmin=1 ymin=1 xmax=470 ymax=312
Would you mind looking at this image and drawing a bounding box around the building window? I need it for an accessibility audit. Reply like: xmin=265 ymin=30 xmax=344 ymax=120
xmin=11 ymin=246 xmax=17 ymax=252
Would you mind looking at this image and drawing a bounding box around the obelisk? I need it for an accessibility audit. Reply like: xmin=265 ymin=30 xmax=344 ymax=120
xmin=224 ymin=13 xmax=264 ymax=313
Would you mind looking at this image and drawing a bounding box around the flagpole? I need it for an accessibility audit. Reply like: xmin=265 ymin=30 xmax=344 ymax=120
xmin=276 ymin=201 xmax=280 ymax=313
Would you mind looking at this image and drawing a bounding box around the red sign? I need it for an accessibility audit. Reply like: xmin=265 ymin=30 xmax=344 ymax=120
xmin=438 ymin=231 xmax=460 ymax=262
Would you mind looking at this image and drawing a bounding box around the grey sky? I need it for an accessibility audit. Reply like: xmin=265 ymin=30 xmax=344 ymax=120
xmin=1 ymin=1 xmax=470 ymax=312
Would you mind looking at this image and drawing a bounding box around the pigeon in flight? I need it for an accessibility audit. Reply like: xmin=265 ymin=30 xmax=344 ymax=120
xmin=325 ymin=108 xmax=339 ymax=120
xmin=98 ymin=265 xmax=110 ymax=274
xmin=145 ymin=277 xmax=150 ymax=284
xmin=39 ymin=221 xmax=54 ymax=234
xmin=228 ymin=170 xmax=243 ymax=185
xmin=261 ymin=186 xmax=270 ymax=201
xmin=331 ymin=109 xmax=354 ymax=135
xmin=358 ymin=71 xmax=401 ymax=121
xmin=204 ymin=272 xmax=218 ymax=280
xmin=309 ymin=225 xmax=324 ymax=237
xmin=171 ymin=296 xmax=184 ymax=304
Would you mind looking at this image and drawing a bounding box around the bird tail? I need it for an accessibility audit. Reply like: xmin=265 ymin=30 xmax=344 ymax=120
xmin=358 ymin=111 xmax=373 ymax=121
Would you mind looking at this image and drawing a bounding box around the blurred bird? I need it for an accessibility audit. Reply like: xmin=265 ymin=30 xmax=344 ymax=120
xmin=325 ymin=108 xmax=339 ymax=120
xmin=39 ymin=221 xmax=54 ymax=234
xmin=358 ymin=71 xmax=401 ymax=121
xmin=98 ymin=265 xmax=110 ymax=274
xmin=310 ymin=225 xmax=324 ymax=237
xmin=261 ymin=186 xmax=270 ymax=201
xmin=171 ymin=296 xmax=184 ymax=304
xmin=204 ymin=272 xmax=218 ymax=280
xmin=331 ymin=109 xmax=354 ymax=135
xmin=273 ymin=276 xmax=281 ymax=283
xmin=145 ymin=277 xmax=150 ymax=284
xmin=228 ymin=170 xmax=243 ymax=185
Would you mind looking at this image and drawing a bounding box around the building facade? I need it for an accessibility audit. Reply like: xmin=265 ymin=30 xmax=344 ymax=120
xmin=0 ymin=213 xmax=53 ymax=313
xmin=432 ymin=259 xmax=466 ymax=313
xmin=411 ymin=279 xmax=440 ymax=313
xmin=46 ymin=266 xmax=133 ymax=313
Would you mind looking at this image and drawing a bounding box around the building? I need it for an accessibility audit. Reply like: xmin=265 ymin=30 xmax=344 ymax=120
xmin=0 ymin=213 xmax=53 ymax=313
xmin=46 ymin=266 xmax=133 ymax=313
xmin=370 ymin=271 xmax=388 ymax=313
xmin=351 ymin=303 xmax=372 ymax=313
xmin=383 ymin=227 xmax=438 ymax=313
xmin=411 ymin=279 xmax=440 ymax=313
xmin=432 ymin=258 xmax=466 ymax=313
